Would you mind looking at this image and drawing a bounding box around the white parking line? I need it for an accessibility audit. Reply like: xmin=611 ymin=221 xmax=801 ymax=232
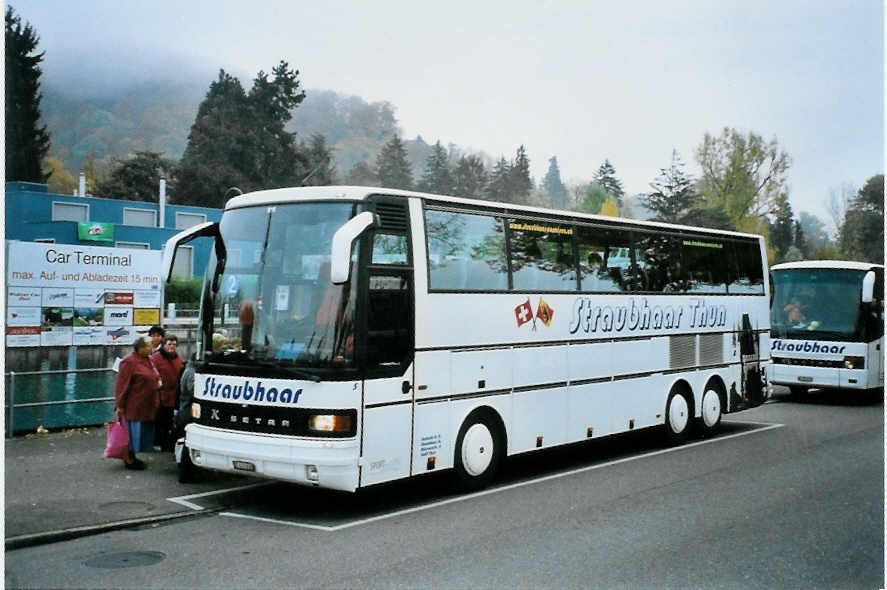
xmin=168 ymin=482 xmax=273 ymax=511
xmin=217 ymin=421 xmax=784 ymax=532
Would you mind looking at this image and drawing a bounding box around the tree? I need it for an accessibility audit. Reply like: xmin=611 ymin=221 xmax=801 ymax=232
xmin=770 ymin=199 xmax=795 ymax=261
xmin=541 ymin=156 xmax=569 ymax=209
xmin=599 ymin=197 xmax=620 ymax=217
xmin=681 ymin=205 xmax=736 ymax=231
xmin=508 ymin=145 xmax=533 ymax=205
xmin=592 ymin=159 xmax=624 ymax=205
xmin=95 ymin=150 xmax=177 ymax=202
xmin=41 ymin=156 xmax=75 ymax=194
xmin=343 ymin=161 xmax=378 ymax=186
xmin=574 ymin=182 xmax=609 ymax=215
xmin=696 ymin=127 xmax=790 ymax=234
xmin=798 ymin=211 xmax=831 ymax=257
xmin=177 ymin=62 xmax=309 ymax=207
xmin=375 ymin=135 xmax=413 ymax=190
xmin=486 ymin=157 xmax=511 ymax=202
xmin=418 ymin=141 xmax=453 ymax=194
xmin=792 ymin=219 xmax=808 ymax=258
xmin=5 ymin=6 xmax=51 ymax=182
xmin=451 ymin=155 xmax=487 ymax=199
xmin=300 ymin=133 xmax=337 ymax=186
xmin=840 ymin=174 xmax=884 ymax=263
xmin=641 ymin=150 xmax=700 ymax=223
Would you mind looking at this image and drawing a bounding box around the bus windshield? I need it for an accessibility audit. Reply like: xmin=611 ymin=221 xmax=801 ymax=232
xmin=201 ymin=201 xmax=360 ymax=371
xmin=770 ymin=268 xmax=865 ymax=341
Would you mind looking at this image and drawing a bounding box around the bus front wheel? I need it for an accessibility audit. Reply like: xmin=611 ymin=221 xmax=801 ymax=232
xmin=454 ymin=411 xmax=503 ymax=491
xmin=665 ymin=388 xmax=692 ymax=444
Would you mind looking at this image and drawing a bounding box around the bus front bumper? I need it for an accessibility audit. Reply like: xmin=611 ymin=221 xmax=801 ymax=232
xmin=770 ymin=363 xmax=873 ymax=390
xmin=185 ymin=424 xmax=360 ymax=492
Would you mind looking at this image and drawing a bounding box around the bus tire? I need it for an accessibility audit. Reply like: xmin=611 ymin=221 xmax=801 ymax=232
xmin=454 ymin=411 xmax=503 ymax=491
xmin=177 ymin=444 xmax=199 ymax=484
xmin=697 ymin=387 xmax=723 ymax=437
xmin=664 ymin=387 xmax=692 ymax=444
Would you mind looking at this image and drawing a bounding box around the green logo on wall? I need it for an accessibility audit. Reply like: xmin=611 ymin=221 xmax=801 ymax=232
xmin=77 ymin=222 xmax=114 ymax=242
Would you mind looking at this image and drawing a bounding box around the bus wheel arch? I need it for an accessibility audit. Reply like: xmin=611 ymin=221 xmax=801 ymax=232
xmin=697 ymin=376 xmax=726 ymax=437
xmin=664 ymin=380 xmax=694 ymax=444
xmin=453 ymin=406 xmax=506 ymax=491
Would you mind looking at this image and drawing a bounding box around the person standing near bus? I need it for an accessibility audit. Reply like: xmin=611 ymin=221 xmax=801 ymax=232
xmin=148 ymin=325 xmax=165 ymax=353
xmin=152 ymin=334 xmax=183 ymax=452
xmin=114 ymin=337 xmax=161 ymax=469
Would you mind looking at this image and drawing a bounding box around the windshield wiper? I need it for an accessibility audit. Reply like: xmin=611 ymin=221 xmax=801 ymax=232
xmin=253 ymin=359 xmax=321 ymax=383
xmin=205 ymin=351 xmax=321 ymax=382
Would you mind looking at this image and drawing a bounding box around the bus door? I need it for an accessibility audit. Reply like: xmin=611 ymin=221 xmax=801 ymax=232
xmin=739 ymin=313 xmax=763 ymax=407
xmin=359 ymin=198 xmax=416 ymax=486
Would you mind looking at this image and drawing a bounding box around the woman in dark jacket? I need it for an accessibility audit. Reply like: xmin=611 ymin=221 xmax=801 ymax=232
xmin=152 ymin=335 xmax=183 ymax=452
xmin=114 ymin=337 xmax=161 ymax=470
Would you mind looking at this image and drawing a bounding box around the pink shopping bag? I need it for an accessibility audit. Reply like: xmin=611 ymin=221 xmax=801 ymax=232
xmin=103 ymin=414 xmax=130 ymax=460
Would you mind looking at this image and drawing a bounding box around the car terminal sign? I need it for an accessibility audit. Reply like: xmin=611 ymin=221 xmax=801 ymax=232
xmin=6 ymin=241 xmax=162 ymax=347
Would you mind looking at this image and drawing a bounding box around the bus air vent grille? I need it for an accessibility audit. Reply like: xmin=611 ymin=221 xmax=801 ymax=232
xmin=669 ymin=335 xmax=696 ymax=369
xmin=699 ymin=333 xmax=723 ymax=365
xmin=375 ymin=202 xmax=409 ymax=232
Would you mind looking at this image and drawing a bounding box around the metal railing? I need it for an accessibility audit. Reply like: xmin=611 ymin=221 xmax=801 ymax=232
xmin=5 ymin=368 xmax=116 ymax=438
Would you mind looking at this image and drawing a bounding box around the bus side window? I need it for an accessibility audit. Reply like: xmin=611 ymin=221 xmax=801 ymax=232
xmin=508 ymin=220 xmax=576 ymax=291
xmin=575 ymin=226 xmax=632 ymax=292
xmin=682 ymin=238 xmax=727 ymax=293
xmin=426 ymin=210 xmax=507 ymax=291
xmin=727 ymin=241 xmax=765 ymax=295
xmin=366 ymin=272 xmax=412 ymax=369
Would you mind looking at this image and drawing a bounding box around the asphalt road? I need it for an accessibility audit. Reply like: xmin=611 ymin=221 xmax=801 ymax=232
xmin=5 ymin=390 xmax=883 ymax=589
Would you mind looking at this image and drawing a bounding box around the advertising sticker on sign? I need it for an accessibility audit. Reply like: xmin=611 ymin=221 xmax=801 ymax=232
xmin=8 ymin=307 xmax=42 ymax=326
xmin=104 ymin=307 xmax=133 ymax=326
xmin=8 ymin=288 xmax=42 ymax=306
xmin=42 ymin=288 xmax=74 ymax=307
xmin=7 ymin=326 xmax=41 ymax=347
xmin=133 ymin=308 xmax=160 ymax=325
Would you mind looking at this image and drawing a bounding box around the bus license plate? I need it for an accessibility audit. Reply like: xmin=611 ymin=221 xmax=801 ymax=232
xmin=233 ymin=460 xmax=256 ymax=472
xmin=797 ymin=376 xmax=813 ymax=383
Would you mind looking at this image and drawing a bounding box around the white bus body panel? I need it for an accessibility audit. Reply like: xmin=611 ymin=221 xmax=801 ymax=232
xmin=361 ymin=367 xmax=414 ymax=486
xmin=770 ymin=338 xmax=883 ymax=391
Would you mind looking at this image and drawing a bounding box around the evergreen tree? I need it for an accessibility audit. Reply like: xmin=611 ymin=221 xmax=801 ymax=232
xmin=418 ymin=141 xmax=453 ymax=194
xmin=792 ymin=219 xmax=808 ymax=258
xmin=770 ymin=199 xmax=795 ymax=260
xmin=592 ymin=159 xmax=624 ymax=205
xmin=486 ymin=157 xmax=512 ymax=202
xmin=541 ymin=156 xmax=569 ymax=209
xmin=6 ymin=6 xmax=51 ymax=182
xmin=177 ymin=62 xmax=309 ymax=207
xmin=375 ymin=135 xmax=413 ymax=190
xmin=300 ymin=133 xmax=337 ymax=186
xmin=344 ymin=161 xmax=378 ymax=186
xmin=508 ymin=145 xmax=534 ymax=205
xmin=452 ymin=155 xmax=488 ymax=199
xmin=641 ymin=150 xmax=700 ymax=223
xmin=840 ymin=174 xmax=884 ymax=263
xmin=95 ymin=150 xmax=177 ymax=202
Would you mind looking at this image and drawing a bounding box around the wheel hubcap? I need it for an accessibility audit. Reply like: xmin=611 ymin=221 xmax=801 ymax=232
xmin=669 ymin=394 xmax=689 ymax=434
xmin=702 ymin=389 xmax=721 ymax=427
xmin=462 ymin=423 xmax=494 ymax=476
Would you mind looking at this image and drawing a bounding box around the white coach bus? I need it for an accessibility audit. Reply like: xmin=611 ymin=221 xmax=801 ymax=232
xmin=769 ymin=260 xmax=884 ymax=398
xmin=163 ymin=186 xmax=771 ymax=492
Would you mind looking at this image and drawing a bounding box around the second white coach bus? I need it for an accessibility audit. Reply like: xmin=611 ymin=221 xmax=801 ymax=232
xmin=164 ymin=186 xmax=771 ymax=492
xmin=769 ymin=260 xmax=884 ymax=398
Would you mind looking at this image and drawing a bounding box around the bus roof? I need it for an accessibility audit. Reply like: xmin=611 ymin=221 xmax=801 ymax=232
xmin=225 ymin=185 xmax=765 ymax=241
xmin=771 ymin=260 xmax=883 ymax=271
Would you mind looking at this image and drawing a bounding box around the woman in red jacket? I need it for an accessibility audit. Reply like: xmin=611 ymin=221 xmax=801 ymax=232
xmin=152 ymin=334 xmax=183 ymax=452
xmin=114 ymin=337 xmax=161 ymax=470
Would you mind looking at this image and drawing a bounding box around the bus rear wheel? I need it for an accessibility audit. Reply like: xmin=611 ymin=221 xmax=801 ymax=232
xmin=697 ymin=387 xmax=722 ymax=437
xmin=454 ymin=412 xmax=503 ymax=491
xmin=665 ymin=388 xmax=692 ymax=444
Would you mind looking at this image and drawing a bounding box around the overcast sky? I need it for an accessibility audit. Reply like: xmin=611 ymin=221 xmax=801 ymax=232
xmin=20 ymin=0 xmax=884 ymax=228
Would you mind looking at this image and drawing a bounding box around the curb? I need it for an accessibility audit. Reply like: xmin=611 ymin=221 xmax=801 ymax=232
xmin=5 ymin=508 xmax=220 ymax=551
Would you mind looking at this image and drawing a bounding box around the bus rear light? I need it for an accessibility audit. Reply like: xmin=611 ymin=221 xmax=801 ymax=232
xmin=191 ymin=402 xmax=201 ymax=419
xmin=306 ymin=464 xmax=319 ymax=482
xmin=844 ymin=356 xmax=865 ymax=370
xmin=308 ymin=414 xmax=353 ymax=433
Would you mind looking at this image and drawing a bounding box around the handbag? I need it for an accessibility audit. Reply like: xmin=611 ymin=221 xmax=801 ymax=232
xmin=103 ymin=414 xmax=130 ymax=460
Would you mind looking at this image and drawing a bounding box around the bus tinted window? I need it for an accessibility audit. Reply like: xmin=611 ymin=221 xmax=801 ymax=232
xmin=426 ymin=210 xmax=508 ymax=291
xmin=575 ymin=226 xmax=633 ymax=292
xmin=727 ymin=240 xmax=764 ymax=294
xmin=634 ymin=233 xmax=685 ymax=292
xmin=682 ymin=238 xmax=728 ymax=293
xmin=508 ymin=220 xmax=577 ymax=291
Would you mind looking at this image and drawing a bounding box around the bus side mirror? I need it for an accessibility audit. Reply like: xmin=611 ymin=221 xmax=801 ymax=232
xmin=330 ymin=211 xmax=379 ymax=284
xmin=861 ymin=270 xmax=876 ymax=304
xmin=162 ymin=221 xmax=226 ymax=289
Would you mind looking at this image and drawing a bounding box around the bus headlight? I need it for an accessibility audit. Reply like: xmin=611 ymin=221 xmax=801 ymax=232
xmin=843 ymin=356 xmax=865 ymax=370
xmin=191 ymin=402 xmax=201 ymax=419
xmin=308 ymin=414 xmax=353 ymax=433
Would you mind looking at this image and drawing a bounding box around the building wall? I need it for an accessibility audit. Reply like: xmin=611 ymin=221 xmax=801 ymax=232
xmin=5 ymin=182 xmax=223 ymax=278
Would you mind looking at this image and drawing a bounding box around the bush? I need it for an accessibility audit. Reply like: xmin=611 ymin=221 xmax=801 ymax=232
xmin=165 ymin=277 xmax=204 ymax=309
